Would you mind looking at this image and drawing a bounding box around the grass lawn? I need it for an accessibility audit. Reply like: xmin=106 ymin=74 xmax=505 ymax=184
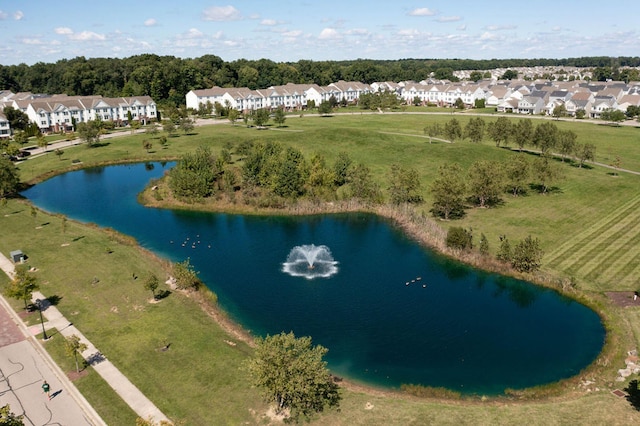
xmin=6 ymin=112 xmax=640 ymax=424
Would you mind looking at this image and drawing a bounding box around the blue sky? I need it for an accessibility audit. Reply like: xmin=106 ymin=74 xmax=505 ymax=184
xmin=1 ymin=1 xmax=638 ymax=65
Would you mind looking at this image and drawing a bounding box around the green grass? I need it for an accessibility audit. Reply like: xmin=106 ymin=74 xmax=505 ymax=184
xmin=6 ymin=112 xmax=640 ymax=424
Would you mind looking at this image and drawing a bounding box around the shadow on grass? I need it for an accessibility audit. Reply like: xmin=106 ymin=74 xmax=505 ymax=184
xmin=625 ymin=379 xmax=640 ymax=411
xmin=72 ymin=235 xmax=85 ymax=242
xmin=154 ymin=290 xmax=172 ymax=300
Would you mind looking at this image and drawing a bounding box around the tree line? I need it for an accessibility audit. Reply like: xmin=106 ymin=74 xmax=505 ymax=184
xmin=2 ymin=55 xmax=639 ymax=106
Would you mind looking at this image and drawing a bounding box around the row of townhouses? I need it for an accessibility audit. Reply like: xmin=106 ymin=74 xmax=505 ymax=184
xmin=187 ymin=79 xmax=640 ymax=119
xmin=0 ymin=91 xmax=157 ymax=137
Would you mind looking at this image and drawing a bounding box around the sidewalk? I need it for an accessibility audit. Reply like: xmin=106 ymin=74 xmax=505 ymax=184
xmin=0 ymin=251 xmax=170 ymax=425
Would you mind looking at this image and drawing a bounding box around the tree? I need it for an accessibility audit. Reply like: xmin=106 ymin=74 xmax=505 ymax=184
xmin=0 ymin=157 xmax=20 ymax=199
xmin=333 ymin=152 xmax=352 ymax=187
xmin=479 ymin=233 xmax=489 ymax=256
xmin=387 ymin=164 xmax=423 ymax=205
xmin=162 ymin=119 xmax=176 ymax=136
xmin=423 ymin=122 xmax=443 ymax=143
xmin=318 ymin=101 xmax=333 ymax=116
xmin=252 ymin=108 xmax=270 ymax=127
xmin=504 ymin=155 xmax=530 ymax=196
xmin=501 ymin=69 xmax=518 ymax=80
xmin=496 ymin=235 xmax=511 ymax=262
xmin=347 ymin=163 xmax=382 ymax=203
xmin=575 ymin=142 xmax=596 ymax=168
xmin=512 ymin=119 xmax=533 ymax=152
xmin=273 ymin=107 xmax=286 ymax=127
xmin=246 ymin=332 xmax=341 ymax=423
xmin=464 ymin=117 xmax=485 ymax=144
xmin=227 ymin=108 xmax=239 ymax=125
xmin=468 ymin=160 xmax=504 ymax=207
xmin=552 ymin=103 xmax=567 ymax=120
xmin=443 ymin=118 xmax=463 ymax=142
xmin=179 ymin=117 xmax=194 ymax=134
xmin=168 ymin=146 xmax=218 ymax=199
xmin=4 ymin=266 xmax=39 ymax=310
xmin=446 ymin=227 xmax=473 ymax=250
xmin=511 ymin=235 xmax=544 ymax=272
xmin=64 ymin=334 xmax=88 ymax=373
xmin=3 ymin=106 xmax=30 ymax=131
xmin=76 ymin=120 xmax=102 ymax=147
xmin=173 ymin=259 xmax=201 ymax=291
xmin=55 ymin=148 xmax=63 ymax=160
xmin=430 ymin=163 xmax=466 ymax=220
xmin=557 ymin=130 xmax=577 ymax=162
xmin=36 ymin=134 xmax=48 ymax=152
xmin=274 ymin=147 xmax=308 ymax=198
xmin=454 ymin=97 xmax=465 ymax=109
xmin=532 ymin=157 xmax=563 ymax=194
xmin=532 ymin=121 xmax=558 ymax=156
xmin=12 ymin=131 xmax=28 ymax=145
xmin=600 ymin=109 xmax=626 ymax=125
xmin=144 ymin=274 xmax=159 ymax=299
xmin=469 ymin=71 xmax=483 ymax=82
xmin=0 ymin=404 xmax=24 ymax=426
xmin=142 ymin=140 xmax=152 ymax=153
xmin=487 ymin=116 xmax=512 ymax=147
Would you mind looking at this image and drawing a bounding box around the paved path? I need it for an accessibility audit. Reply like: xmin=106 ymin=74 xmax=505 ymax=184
xmin=0 ymin=251 xmax=170 ymax=425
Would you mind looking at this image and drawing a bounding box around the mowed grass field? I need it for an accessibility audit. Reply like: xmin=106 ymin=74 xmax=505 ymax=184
xmin=8 ymin=111 xmax=640 ymax=424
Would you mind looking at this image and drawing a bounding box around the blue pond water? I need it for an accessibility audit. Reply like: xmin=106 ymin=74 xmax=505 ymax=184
xmin=23 ymin=162 xmax=605 ymax=394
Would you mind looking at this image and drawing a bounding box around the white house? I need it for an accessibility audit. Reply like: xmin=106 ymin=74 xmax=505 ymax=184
xmin=0 ymin=111 xmax=10 ymax=138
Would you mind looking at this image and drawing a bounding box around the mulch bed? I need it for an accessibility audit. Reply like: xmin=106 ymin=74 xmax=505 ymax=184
xmin=67 ymin=369 xmax=89 ymax=381
xmin=605 ymin=292 xmax=640 ymax=307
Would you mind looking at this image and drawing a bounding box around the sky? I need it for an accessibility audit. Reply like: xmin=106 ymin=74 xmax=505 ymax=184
xmin=1 ymin=1 xmax=639 ymax=65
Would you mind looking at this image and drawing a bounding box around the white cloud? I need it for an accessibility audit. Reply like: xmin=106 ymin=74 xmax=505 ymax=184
xmin=485 ymin=25 xmax=516 ymax=31
xmin=144 ymin=18 xmax=157 ymax=27
xmin=261 ymin=19 xmax=277 ymax=26
xmin=345 ymin=28 xmax=369 ymax=36
xmin=55 ymin=27 xmax=73 ymax=35
xmin=408 ymin=8 xmax=436 ymax=17
xmin=398 ymin=29 xmax=420 ymax=37
xmin=223 ymin=40 xmax=239 ymax=47
xmin=283 ymin=30 xmax=302 ymax=37
xmin=319 ymin=28 xmax=339 ymax=39
xmin=70 ymin=31 xmax=106 ymax=41
xmin=186 ymin=28 xmax=204 ymax=38
xmin=14 ymin=10 xmax=24 ymax=20
xmin=202 ymin=5 xmax=241 ymax=22
xmin=437 ymin=16 xmax=461 ymax=23
xmin=457 ymin=24 xmax=467 ymax=31
xmin=480 ymin=32 xmax=501 ymax=41
xmin=21 ymin=38 xmax=43 ymax=45
xmin=0 ymin=10 xmax=7 ymax=20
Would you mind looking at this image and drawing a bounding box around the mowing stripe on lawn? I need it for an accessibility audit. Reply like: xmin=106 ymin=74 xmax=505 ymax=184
xmin=598 ymin=232 xmax=640 ymax=286
xmin=545 ymin=193 xmax=640 ymax=268
xmin=551 ymin=207 xmax=640 ymax=273
xmin=574 ymin=213 xmax=640 ymax=279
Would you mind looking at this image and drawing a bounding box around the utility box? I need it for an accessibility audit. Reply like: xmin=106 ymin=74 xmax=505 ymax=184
xmin=9 ymin=250 xmax=25 ymax=263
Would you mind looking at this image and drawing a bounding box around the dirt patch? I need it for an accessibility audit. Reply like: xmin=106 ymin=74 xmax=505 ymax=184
xmin=67 ymin=369 xmax=89 ymax=381
xmin=605 ymin=292 xmax=640 ymax=307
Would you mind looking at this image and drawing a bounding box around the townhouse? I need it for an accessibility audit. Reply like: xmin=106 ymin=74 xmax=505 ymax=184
xmin=1 ymin=92 xmax=157 ymax=133
xmin=0 ymin=111 xmax=10 ymax=139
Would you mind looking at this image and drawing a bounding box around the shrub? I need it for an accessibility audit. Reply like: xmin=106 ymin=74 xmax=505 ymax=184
xmin=446 ymin=226 xmax=473 ymax=250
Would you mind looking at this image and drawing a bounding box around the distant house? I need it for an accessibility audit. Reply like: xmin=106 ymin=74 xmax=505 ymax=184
xmin=0 ymin=111 xmax=10 ymax=138
xmin=518 ymin=96 xmax=545 ymax=114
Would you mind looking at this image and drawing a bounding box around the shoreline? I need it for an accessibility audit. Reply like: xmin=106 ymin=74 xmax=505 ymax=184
xmin=138 ymin=179 xmax=615 ymax=401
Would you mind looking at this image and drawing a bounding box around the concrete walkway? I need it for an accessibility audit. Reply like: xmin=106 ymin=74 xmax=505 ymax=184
xmin=0 ymin=252 xmax=170 ymax=425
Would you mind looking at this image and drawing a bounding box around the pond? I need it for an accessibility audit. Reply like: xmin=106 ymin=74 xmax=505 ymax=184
xmin=23 ymin=162 xmax=605 ymax=395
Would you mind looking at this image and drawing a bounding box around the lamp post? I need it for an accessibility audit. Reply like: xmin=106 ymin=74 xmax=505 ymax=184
xmin=36 ymin=299 xmax=49 ymax=340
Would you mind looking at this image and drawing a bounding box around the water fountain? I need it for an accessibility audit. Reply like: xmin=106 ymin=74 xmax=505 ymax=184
xmin=282 ymin=244 xmax=339 ymax=279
